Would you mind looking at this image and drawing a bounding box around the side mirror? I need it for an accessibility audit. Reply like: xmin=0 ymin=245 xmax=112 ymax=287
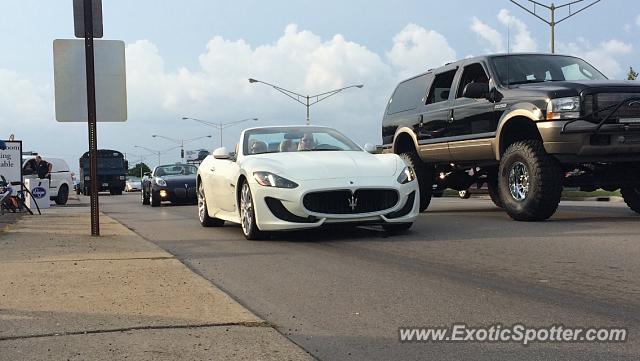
xmin=363 ymin=143 xmax=377 ymax=154
xmin=462 ymin=82 xmax=489 ymax=99
xmin=213 ymin=147 xmax=231 ymax=160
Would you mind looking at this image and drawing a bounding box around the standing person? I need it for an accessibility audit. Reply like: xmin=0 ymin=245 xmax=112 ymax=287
xmin=37 ymin=156 xmax=53 ymax=180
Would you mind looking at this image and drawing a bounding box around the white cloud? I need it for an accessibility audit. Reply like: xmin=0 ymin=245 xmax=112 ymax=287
xmin=0 ymin=69 xmax=51 ymax=125
xmin=636 ymin=14 xmax=640 ymax=27
xmin=470 ymin=9 xmax=537 ymax=54
xmin=470 ymin=16 xmax=505 ymax=53
xmin=386 ymin=23 xmax=456 ymax=78
xmin=558 ymin=38 xmax=633 ymax=78
xmin=497 ymin=9 xmax=537 ymax=52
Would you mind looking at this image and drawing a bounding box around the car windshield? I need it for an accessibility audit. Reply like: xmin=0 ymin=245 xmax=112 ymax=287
xmin=491 ymin=55 xmax=607 ymax=85
xmin=243 ymin=127 xmax=361 ymax=155
xmin=154 ymin=164 xmax=198 ymax=176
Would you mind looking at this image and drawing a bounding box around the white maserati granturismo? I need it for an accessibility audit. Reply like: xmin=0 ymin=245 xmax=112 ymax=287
xmin=197 ymin=126 xmax=419 ymax=239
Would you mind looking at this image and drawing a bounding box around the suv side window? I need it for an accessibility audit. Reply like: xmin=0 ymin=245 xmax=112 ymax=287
xmin=426 ymin=69 xmax=456 ymax=104
xmin=387 ymin=74 xmax=429 ymax=115
xmin=456 ymin=63 xmax=489 ymax=98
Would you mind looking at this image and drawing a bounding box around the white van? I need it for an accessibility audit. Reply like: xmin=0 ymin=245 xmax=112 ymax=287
xmin=22 ymin=157 xmax=73 ymax=205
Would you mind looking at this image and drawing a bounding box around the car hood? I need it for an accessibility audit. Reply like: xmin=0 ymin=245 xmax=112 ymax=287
xmin=513 ymin=80 xmax=640 ymax=98
xmin=159 ymin=175 xmax=196 ymax=184
xmin=243 ymin=151 xmax=400 ymax=181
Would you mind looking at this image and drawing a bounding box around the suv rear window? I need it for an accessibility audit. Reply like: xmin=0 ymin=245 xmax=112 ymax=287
xmin=387 ymin=74 xmax=429 ymax=115
xmin=426 ymin=69 xmax=456 ymax=104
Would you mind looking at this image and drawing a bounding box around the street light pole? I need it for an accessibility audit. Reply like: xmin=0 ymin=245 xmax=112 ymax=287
xmin=152 ymin=134 xmax=212 ymax=161
xmin=248 ymin=78 xmax=363 ymax=125
xmin=510 ymin=0 xmax=601 ymax=54
xmin=134 ymin=145 xmax=162 ymax=166
xmin=182 ymin=117 xmax=258 ymax=148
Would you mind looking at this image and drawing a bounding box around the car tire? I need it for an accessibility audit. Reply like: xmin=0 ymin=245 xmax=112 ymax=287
xmin=458 ymin=190 xmax=471 ymax=199
xmin=198 ymin=182 xmax=224 ymax=227
xmin=55 ymin=184 xmax=69 ymax=205
xmin=151 ymin=191 xmax=161 ymax=207
xmin=382 ymin=222 xmax=413 ymax=233
xmin=141 ymin=189 xmax=150 ymax=205
xmin=621 ymin=187 xmax=640 ymax=214
xmin=239 ymin=181 xmax=267 ymax=240
xmin=487 ymin=167 xmax=503 ymax=208
xmin=399 ymin=151 xmax=433 ymax=212
xmin=498 ymin=140 xmax=562 ymax=221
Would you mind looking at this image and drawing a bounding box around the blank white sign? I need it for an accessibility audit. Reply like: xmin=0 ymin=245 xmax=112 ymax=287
xmin=54 ymin=39 xmax=127 ymax=122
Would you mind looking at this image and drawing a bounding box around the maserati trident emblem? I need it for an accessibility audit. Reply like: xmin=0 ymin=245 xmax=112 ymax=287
xmin=347 ymin=195 xmax=358 ymax=211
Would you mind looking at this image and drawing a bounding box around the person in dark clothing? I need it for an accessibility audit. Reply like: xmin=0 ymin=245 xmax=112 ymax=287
xmin=24 ymin=156 xmax=52 ymax=180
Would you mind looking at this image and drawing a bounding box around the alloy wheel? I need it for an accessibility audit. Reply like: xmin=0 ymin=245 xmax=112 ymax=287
xmin=240 ymin=183 xmax=253 ymax=235
xmin=198 ymin=183 xmax=206 ymax=223
xmin=508 ymin=161 xmax=530 ymax=202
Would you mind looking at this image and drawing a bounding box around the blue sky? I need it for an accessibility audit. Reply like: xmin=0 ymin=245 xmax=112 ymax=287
xmin=1 ymin=0 xmax=639 ymax=171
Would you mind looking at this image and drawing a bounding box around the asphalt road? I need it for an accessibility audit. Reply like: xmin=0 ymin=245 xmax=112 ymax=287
xmin=99 ymin=193 xmax=639 ymax=361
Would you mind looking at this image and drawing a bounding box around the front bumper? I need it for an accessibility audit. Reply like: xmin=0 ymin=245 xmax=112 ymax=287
xmin=537 ymin=120 xmax=640 ymax=161
xmin=153 ymin=185 xmax=197 ymax=203
xmin=250 ymin=177 xmax=420 ymax=231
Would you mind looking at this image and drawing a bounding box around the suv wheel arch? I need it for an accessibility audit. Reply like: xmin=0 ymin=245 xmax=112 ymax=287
xmin=496 ymin=115 xmax=543 ymax=160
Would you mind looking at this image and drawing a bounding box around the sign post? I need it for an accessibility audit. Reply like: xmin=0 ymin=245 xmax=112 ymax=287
xmin=0 ymin=140 xmax=23 ymax=196
xmin=82 ymin=0 xmax=101 ymax=236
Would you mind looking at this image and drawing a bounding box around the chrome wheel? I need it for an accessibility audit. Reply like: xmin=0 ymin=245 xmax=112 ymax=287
xmin=508 ymin=161 xmax=530 ymax=202
xmin=240 ymin=183 xmax=253 ymax=235
xmin=198 ymin=183 xmax=206 ymax=223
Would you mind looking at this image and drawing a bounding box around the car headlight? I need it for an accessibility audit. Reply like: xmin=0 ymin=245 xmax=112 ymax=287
xmin=397 ymin=166 xmax=416 ymax=184
xmin=155 ymin=177 xmax=167 ymax=187
xmin=253 ymin=172 xmax=298 ymax=188
xmin=546 ymin=96 xmax=580 ymax=120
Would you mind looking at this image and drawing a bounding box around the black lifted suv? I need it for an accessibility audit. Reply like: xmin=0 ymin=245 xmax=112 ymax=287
xmin=383 ymin=53 xmax=640 ymax=221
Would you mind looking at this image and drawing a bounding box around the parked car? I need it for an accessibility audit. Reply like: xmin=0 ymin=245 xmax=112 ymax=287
xmin=22 ymin=156 xmax=73 ymax=205
xmin=197 ymin=125 xmax=419 ymax=240
xmin=382 ymin=53 xmax=640 ymax=221
xmin=141 ymin=164 xmax=197 ymax=206
xmin=125 ymin=177 xmax=142 ymax=192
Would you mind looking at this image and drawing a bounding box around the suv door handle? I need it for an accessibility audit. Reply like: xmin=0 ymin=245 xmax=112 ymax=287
xmin=448 ymin=109 xmax=454 ymax=123
xmin=210 ymin=167 xmax=216 ymax=172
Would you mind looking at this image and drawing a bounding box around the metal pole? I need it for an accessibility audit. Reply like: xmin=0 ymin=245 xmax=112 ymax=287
xmin=219 ymin=124 xmax=223 ymax=148
xmin=83 ymin=0 xmax=99 ymax=236
xmin=306 ymin=96 xmax=310 ymax=125
xmin=550 ymin=3 xmax=555 ymax=53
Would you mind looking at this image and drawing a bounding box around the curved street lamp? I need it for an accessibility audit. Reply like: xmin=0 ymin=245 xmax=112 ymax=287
xmin=182 ymin=117 xmax=258 ymax=147
xmin=151 ymin=134 xmax=212 ymax=160
xmin=248 ymin=78 xmax=363 ymax=125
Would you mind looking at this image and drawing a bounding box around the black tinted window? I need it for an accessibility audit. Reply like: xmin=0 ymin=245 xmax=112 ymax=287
xmin=457 ymin=63 xmax=489 ymax=98
xmin=427 ymin=70 xmax=456 ymax=104
xmin=491 ymin=55 xmax=607 ymax=85
xmin=387 ymin=74 xmax=429 ymax=115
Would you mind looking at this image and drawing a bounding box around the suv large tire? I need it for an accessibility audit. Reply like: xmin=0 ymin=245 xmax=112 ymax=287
xmin=498 ymin=140 xmax=562 ymax=221
xmin=55 ymin=184 xmax=69 ymax=205
xmin=621 ymin=187 xmax=640 ymax=214
xmin=486 ymin=167 xmax=502 ymax=208
xmin=399 ymin=151 xmax=433 ymax=212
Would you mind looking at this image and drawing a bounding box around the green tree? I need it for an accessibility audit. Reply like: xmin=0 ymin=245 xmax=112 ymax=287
xmin=128 ymin=162 xmax=151 ymax=178
xmin=628 ymin=66 xmax=638 ymax=80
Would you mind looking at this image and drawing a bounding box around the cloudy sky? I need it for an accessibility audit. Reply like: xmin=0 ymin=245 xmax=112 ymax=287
xmin=1 ymin=0 xmax=638 ymax=171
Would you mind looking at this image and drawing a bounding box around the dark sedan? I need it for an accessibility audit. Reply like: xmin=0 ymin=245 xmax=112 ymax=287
xmin=141 ymin=164 xmax=198 ymax=207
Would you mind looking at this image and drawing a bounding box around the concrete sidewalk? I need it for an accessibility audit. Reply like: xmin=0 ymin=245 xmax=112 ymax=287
xmin=0 ymin=205 xmax=313 ymax=360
